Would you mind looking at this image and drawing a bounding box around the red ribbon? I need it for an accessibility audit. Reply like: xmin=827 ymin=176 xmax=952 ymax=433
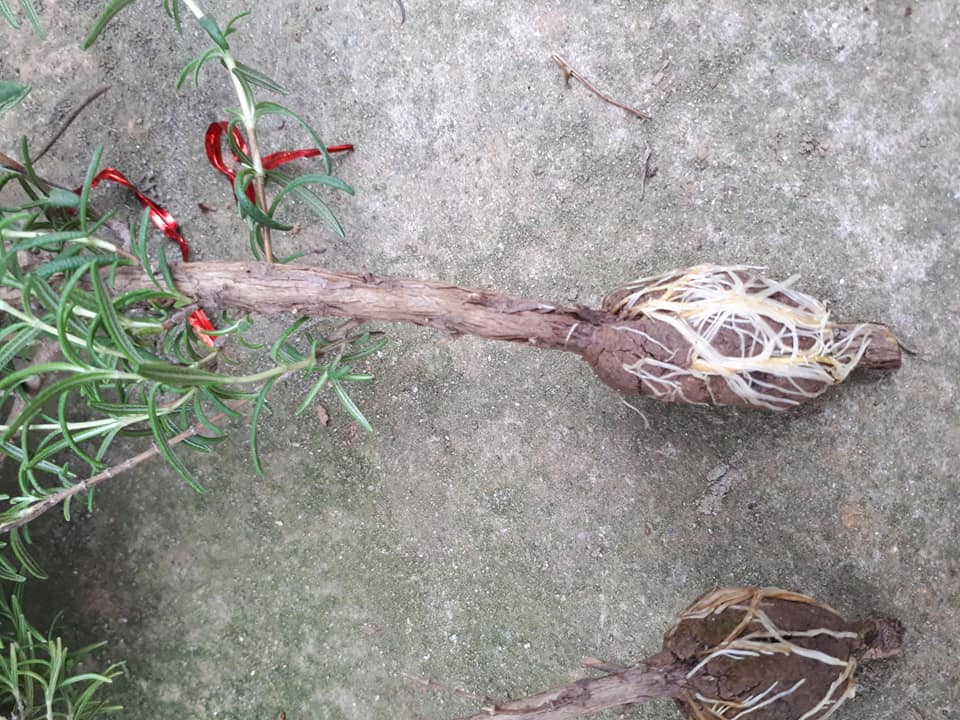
xmin=78 ymin=168 xmax=214 ymax=346
xmin=77 ymin=124 xmax=353 ymax=350
xmin=204 ymin=122 xmax=353 ymax=200
xmin=187 ymin=309 xmax=217 ymax=346
xmin=78 ymin=168 xmax=191 ymax=261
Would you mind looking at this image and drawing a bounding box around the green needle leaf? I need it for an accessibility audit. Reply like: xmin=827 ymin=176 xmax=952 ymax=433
xmin=197 ymin=14 xmax=229 ymax=51
xmin=255 ymin=101 xmax=333 ymax=174
xmin=90 ymin=264 xmax=145 ymax=361
xmin=0 ymin=1 xmax=21 ymax=29
xmin=232 ymin=63 xmax=288 ymax=95
xmin=3 ymin=370 xmax=129 ymax=441
xmin=19 ymin=0 xmax=44 ymax=38
xmin=250 ymin=377 xmax=276 ymax=477
xmin=82 ymin=0 xmax=138 ymax=49
xmin=0 ymin=81 xmax=30 ymax=116
xmin=331 ymin=379 xmax=372 ymax=432
xmin=134 ymin=362 xmax=224 ymax=386
xmin=147 ymin=385 xmax=204 ymax=493
xmin=78 ymin=145 xmax=104 ymax=231
xmin=267 ymin=171 xmax=353 ymax=238
xmin=295 ymin=369 xmax=330 ymax=415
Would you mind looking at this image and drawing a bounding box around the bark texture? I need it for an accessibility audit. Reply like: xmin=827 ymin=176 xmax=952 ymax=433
xmin=102 ymin=261 xmax=900 ymax=409
xmin=458 ymin=652 xmax=686 ymax=720
xmin=453 ymin=587 xmax=904 ymax=720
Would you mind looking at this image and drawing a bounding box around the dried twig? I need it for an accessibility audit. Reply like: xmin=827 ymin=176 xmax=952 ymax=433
xmin=0 ymin=151 xmax=72 ymax=192
xmin=551 ymin=54 xmax=651 ymax=120
xmin=0 ymin=406 xmax=238 ymax=536
xmin=638 ymin=144 xmax=652 ymax=200
xmin=35 ymin=86 xmax=111 ymax=162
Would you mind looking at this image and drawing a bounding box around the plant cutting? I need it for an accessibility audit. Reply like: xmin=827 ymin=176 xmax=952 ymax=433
xmin=0 ymin=0 xmax=903 ymax=533
xmin=0 ymin=2 xmax=906 ymax=718
xmin=452 ymin=587 xmax=904 ymax=720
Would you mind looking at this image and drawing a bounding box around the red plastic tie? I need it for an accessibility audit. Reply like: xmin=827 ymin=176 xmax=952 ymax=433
xmin=78 ymin=168 xmax=190 ymax=261
xmin=76 ymin=168 xmax=215 ymax=347
xmin=187 ymin=309 xmax=217 ymax=348
xmin=204 ymin=121 xmax=353 ymax=201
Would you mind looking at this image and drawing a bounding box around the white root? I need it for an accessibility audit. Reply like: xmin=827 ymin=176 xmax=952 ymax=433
xmin=668 ymin=588 xmax=860 ymax=720
xmin=606 ymin=265 xmax=872 ymax=410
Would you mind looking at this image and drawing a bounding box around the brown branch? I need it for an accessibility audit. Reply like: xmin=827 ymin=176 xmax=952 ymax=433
xmin=551 ymin=54 xmax=652 ymax=120
xmin=108 ymin=261 xmax=900 ymax=371
xmin=118 ymin=261 xmax=601 ymax=353
xmin=2 ymin=261 xmax=902 ymax=409
xmin=0 ymin=406 xmax=237 ymax=536
xmin=458 ymin=654 xmax=685 ymax=720
xmin=35 ymin=86 xmax=111 ymax=162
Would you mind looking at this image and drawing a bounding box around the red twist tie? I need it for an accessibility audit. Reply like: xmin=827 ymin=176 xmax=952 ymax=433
xmin=76 ymin=168 xmax=216 ymax=347
xmin=204 ymin=121 xmax=353 ymax=201
xmin=77 ymin=168 xmax=190 ymax=261
xmin=187 ymin=309 xmax=217 ymax=348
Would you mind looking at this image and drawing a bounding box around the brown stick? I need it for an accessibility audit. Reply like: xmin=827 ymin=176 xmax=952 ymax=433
xmin=114 ymin=261 xmax=599 ymax=352
xmin=35 ymin=86 xmax=111 ymax=162
xmin=106 ymin=261 xmax=900 ymax=371
xmin=0 ymin=406 xmax=236 ymax=536
xmin=551 ymin=54 xmax=652 ymax=120
xmin=2 ymin=260 xmax=900 ymax=409
xmin=458 ymin=654 xmax=686 ymax=720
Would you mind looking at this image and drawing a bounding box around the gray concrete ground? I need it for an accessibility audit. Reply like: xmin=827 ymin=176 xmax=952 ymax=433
xmin=2 ymin=1 xmax=959 ymax=718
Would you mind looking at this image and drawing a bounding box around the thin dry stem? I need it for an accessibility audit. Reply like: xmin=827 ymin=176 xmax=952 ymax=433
xmin=35 ymin=86 xmax=111 ymax=162
xmin=244 ymin=127 xmax=275 ymax=263
xmin=0 ymin=406 xmax=237 ymax=536
xmin=551 ymin=53 xmax=652 ymax=119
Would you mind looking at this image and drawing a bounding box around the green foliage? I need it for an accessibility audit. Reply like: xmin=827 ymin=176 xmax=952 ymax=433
xmin=0 ymin=588 xmax=122 ymax=719
xmin=0 ymin=82 xmax=31 ymax=117
xmin=0 ymin=0 xmax=44 ymax=38
xmin=82 ymin=0 xmax=137 ymax=49
xmin=0 ymin=169 xmax=378 ymax=503
xmin=2 ymin=2 xmax=372 ymax=712
xmin=3 ymin=0 xmax=366 ymax=509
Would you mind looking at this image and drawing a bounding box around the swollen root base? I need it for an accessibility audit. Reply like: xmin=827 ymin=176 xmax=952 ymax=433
xmin=604 ymin=265 xmax=872 ymax=410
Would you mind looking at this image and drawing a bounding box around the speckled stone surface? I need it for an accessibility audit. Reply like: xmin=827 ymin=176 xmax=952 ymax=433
xmin=2 ymin=2 xmax=958 ymax=718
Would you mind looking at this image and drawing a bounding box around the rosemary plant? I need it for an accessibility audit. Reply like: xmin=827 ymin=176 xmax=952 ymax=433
xmin=0 ymin=588 xmax=122 ymax=720
xmin=2 ymin=3 xmax=377 ymax=713
xmin=0 ymin=5 xmax=905 ymax=718
xmin=2 ymin=1 xmax=376 ymax=517
xmin=0 ymin=0 xmax=43 ymax=38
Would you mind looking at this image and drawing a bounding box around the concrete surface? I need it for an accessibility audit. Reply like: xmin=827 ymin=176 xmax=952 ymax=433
xmin=2 ymin=1 xmax=959 ymax=718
